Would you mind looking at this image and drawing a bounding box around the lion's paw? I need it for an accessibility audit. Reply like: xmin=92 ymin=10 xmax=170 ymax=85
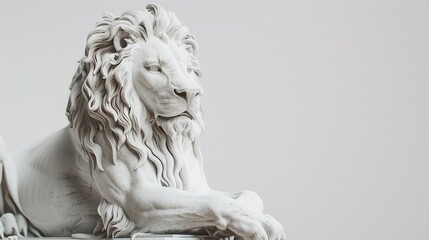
xmin=257 ymin=214 xmax=286 ymax=240
xmin=0 ymin=213 xmax=28 ymax=239
xmin=223 ymin=212 xmax=286 ymax=240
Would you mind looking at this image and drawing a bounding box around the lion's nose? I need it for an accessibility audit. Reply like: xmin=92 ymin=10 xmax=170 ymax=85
xmin=174 ymin=89 xmax=200 ymax=102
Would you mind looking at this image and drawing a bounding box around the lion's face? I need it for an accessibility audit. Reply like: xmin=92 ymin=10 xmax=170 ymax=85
xmin=128 ymin=37 xmax=203 ymax=121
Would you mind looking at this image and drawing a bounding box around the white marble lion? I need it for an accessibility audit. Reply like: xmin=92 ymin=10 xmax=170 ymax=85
xmin=0 ymin=4 xmax=285 ymax=240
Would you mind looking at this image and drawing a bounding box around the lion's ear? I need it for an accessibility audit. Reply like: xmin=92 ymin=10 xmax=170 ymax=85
xmin=113 ymin=31 xmax=129 ymax=52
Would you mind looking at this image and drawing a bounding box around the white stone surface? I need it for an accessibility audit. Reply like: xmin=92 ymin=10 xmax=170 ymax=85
xmin=0 ymin=4 xmax=285 ymax=240
xmin=22 ymin=235 xmax=213 ymax=240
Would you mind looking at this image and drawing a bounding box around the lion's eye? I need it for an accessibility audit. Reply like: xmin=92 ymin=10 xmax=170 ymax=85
xmin=145 ymin=64 xmax=161 ymax=73
xmin=187 ymin=66 xmax=201 ymax=77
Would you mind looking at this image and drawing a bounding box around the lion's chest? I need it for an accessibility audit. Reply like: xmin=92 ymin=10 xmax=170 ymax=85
xmin=169 ymin=143 xmax=208 ymax=192
xmin=183 ymin=158 xmax=208 ymax=192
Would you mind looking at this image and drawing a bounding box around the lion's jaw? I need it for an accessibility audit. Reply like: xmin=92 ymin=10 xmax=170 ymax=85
xmin=155 ymin=111 xmax=203 ymax=142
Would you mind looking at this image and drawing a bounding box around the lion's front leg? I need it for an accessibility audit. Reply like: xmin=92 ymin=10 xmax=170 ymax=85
xmin=128 ymin=186 xmax=285 ymax=240
xmin=97 ymin=182 xmax=284 ymax=239
xmin=91 ymin=157 xmax=285 ymax=239
xmin=91 ymin=160 xmax=233 ymax=238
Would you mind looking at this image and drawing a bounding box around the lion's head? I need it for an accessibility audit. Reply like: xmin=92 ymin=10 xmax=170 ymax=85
xmin=66 ymin=4 xmax=204 ymax=190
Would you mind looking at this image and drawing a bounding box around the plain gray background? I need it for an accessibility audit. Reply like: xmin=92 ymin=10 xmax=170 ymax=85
xmin=0 ymin=1 xmax=428 ymax=240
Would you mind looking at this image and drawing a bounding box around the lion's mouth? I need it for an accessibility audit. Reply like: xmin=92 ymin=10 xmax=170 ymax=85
xmin=178 ymin=111 xmax=194 ymax=120
xmin=175 ymin=111 xmax=194 ymax=120
xmin=159 ymin=110 xmax=194 ymax=120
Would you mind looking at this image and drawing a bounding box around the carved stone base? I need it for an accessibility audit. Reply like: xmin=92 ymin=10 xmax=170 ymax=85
xmin=21 ymin=235 xmax=215 ymax=240
xmin=130 ymin=235 xmax=213 ymax=240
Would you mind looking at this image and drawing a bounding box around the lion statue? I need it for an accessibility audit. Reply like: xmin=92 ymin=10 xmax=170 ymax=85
xmin=0 ymin=4 xmax=285 ymax=240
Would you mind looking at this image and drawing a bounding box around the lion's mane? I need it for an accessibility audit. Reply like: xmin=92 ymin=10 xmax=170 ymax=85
xmin=66 ymin=4 xmax=203 ymax=192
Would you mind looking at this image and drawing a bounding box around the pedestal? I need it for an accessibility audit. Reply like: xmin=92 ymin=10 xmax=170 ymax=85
xmin=21 ymin=235 xmax=218 ymax=240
